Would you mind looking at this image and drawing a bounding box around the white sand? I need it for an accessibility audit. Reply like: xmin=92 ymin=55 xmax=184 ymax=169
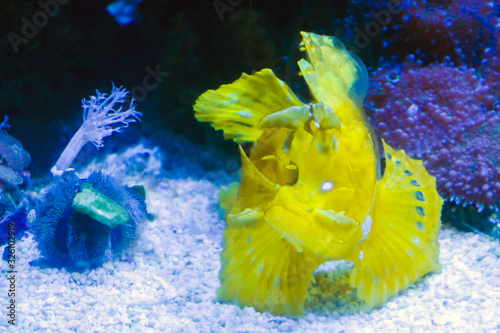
xmin=2 ymin=144 xmax=500 ymax=332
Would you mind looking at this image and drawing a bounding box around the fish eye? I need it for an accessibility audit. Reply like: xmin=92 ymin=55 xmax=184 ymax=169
xmin=320 ymin=181 xmax=334 ymax=193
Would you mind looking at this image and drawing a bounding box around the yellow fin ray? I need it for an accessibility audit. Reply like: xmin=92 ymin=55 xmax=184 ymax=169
xmin=263 ymin=196 xmax=362 ymax=260
xmin=219 ymin=182 xmax=240 ymax=215
xmin=230 ymin=145 xmax=277 ymax=214
xmin=297 ymin=32 xmax=380 ymax=177
xmin=298 ymin=31 xmax=369 ymax=126
xmin=348 ymin=141 xmax=443 ymax=309
xmin=194 ymin=69 xmax=304 ymax=143
xmin=248 ymin=128 xmax=298 ymax=186
xmin=218 ymin=221 xmax=325 ymax=316
xmin=259 ymin=105 xmax=311 ymax=129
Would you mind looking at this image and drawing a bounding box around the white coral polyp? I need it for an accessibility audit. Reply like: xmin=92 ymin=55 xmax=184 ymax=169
xmin=51 ymin=84 xmax=142 ymax=176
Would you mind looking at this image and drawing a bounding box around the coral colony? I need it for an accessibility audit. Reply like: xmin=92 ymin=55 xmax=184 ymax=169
xmin=0 ymin=116 xmax=30 ymax=187
xmin=0 ymin=116 xmax=31 ymax=261
xmin=31 ymin=85 xmax=147 ymax=271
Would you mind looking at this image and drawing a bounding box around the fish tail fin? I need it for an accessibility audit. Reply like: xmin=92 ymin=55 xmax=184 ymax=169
xmin=348 ymin=141 xmax=443 ymax=309
xmin=218 ymin=221 xmax=325 ymax=316
xmin=194 ymin=69 xmax=304 ymax=144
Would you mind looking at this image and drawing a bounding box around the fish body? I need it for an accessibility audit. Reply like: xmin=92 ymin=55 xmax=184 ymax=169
xmin=194 ymin=32 xmax=443 ymax=315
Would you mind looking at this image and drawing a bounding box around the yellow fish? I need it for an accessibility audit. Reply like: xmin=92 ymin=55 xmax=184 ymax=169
xmin=194 ymin=32 xmax=443 ymax=316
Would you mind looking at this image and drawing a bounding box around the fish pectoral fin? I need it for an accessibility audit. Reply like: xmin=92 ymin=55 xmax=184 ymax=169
xmin=258 ymin=101 xmax=342 ymax=132
xmin=347 ymin=141 xmax=443 ymax=310
xmin=259 ymin=105 xmax=311 ymax=129
xmin=218 ymin=222 xmax=325 ymax=316
xmin=314 ymin=208 xmax=357 ymax=227
xmin=194 ymin=68 xmax=304 ymax=143
xmin=227 ymin=208 xmax=263 ymax=227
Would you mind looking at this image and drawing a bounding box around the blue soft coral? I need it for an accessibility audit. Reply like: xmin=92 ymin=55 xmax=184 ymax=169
xmin=31 ymin=172 xmax=147 ymax=271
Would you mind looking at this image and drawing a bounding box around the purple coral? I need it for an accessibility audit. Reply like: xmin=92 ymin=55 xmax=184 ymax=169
xmin=366 ymin=62 xmax=500 ymax=210
xmin=353 ymin=0 xmax=500 ymax=211
xmin=397 ymin=0 xmax=494 ymax=65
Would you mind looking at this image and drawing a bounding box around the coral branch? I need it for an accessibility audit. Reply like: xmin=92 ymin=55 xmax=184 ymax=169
xmin=51 ymin=85 xmax=142 ymax=176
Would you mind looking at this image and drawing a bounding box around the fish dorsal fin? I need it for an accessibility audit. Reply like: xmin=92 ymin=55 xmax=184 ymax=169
xmin=194 ymin=69 xmax=304 ymax=144
xmin=298 ymin=31 xmax=381 ymax=178
xmin=298 ymin=31 xmax=369 ymax=128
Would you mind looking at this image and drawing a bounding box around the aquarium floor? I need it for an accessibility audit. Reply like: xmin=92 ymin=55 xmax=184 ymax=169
xmin=3 ymin=144 xmax=500 ymax=332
